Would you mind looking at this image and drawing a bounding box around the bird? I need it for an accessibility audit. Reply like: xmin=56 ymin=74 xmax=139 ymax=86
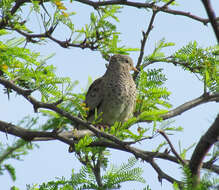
xmin=76 ymin=54 xmax=137 ymax=132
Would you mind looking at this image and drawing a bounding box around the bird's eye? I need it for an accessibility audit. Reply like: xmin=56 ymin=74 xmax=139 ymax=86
xmin=125 ymin=59 xmax=129 ymax=63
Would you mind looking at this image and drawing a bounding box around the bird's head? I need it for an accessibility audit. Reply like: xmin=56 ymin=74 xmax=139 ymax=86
xmin=109 ymin=54 xmax=139 ymax=72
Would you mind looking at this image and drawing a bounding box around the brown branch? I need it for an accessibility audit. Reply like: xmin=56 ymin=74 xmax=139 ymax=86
xmin=3 ymin=0 xmax=215 ymax=28
xmin=133 ymin=10 xmax=158 ymax=80
xmin=142 ymin=58 xmax=204 ymax=73
xmin=160 ymin=93 xmax=219 ymax=120
xmin=189 ymin=114 xmax=219 ymax=181
xmin=1 ymin=118 xmax=218 ymax=186
xmin=0 ymin=118 xmax=181 ymax=184
xmin=75 ymin=0 xmax=218 ymax=25
xmin=135 ymin=93 xmax=219 ymax=123
xmin=201 ymin=0 xmax=219 ymax=43
xmin=1 ymin=119 xmax=218 ymax=176
xmin=13 ymin=28 xmax=99 ymax=50
xmin=92 ymin=154 xmax=103 ymax=188
xmin=90 ymin=140 xmax=219 ymax=174
xmin=91 ymin=140 xmax=182 ymax=185
xmin=150 ymin=159 xmax=182 ymax=185
xmin=158 ymin=130 xmax=186 ymax=165
xmin=0 ymin=77 xmax=128 ymax=147
xmin=1 ymin=77 xmax=218 ymax=145
xmin=1 ymin=77 xmax=219 ymax=185
xmin=0 ymin=120 xmax=74 ymax=145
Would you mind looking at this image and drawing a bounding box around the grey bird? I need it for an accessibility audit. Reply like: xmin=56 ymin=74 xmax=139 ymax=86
xmin=76 ymin=54 xmax=137 ymax=131
xmin=69 ymin=54 xmax=137 ymax=151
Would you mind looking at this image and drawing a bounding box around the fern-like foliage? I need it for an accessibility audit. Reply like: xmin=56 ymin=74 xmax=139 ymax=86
xmin=172 ymin=42 xmax=219 ymax=93
xmin=173 ymin=165 xmax=219 ymax=190
xmin=102 ymin=157 xmax=145 ymax=187
xmin=136 ymin=68 xmax=171 ymax=121
xmin=81 ymin=6 xmax=139 ymax=59
xmin=0 ymin=33 xmax=78 ymax=102
xmin=143 ymin=39 xmax=219 ymax=93
xmin=26 ymin=157 xmax=146 ymax=190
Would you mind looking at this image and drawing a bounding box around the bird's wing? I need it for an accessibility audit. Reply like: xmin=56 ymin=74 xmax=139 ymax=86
xmin=85 ymin=76 xmax=104 ymax=118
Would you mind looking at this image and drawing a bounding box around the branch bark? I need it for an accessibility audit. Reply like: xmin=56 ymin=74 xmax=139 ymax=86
xmin=133 ymin=10 xmax=158 ymax=80
xmin=1 ymin=77 xmax=218 ymax=144
xmin=161 ymin=93 xmax=219 ymax=120
xmin=201 ymin=0 xmax=219 ymax=43
xmin=136 ymin=92 xmax=219 ymax=122
xmin=1 ymin=119 xmax=218 ymax=174
xmin=75 ymin=0 xmax=218 ymax=25
xmin=0 ymin=120 xmax=74 ymax=145
xmin=1 ymin=78 xmax=218 ymax=185
xmin=158 ymin=130 xmax=186 ymax=165
xmin=189 ymin=114 xmax=219 ymax=182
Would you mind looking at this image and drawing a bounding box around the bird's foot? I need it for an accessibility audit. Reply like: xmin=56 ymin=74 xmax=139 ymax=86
xmin=96 ymin=124 xmax=109 ymax=131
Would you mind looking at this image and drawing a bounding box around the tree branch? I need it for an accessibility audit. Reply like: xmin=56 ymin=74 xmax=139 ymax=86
xmin=150 ymin=159 xmax=182 ymax=185
xmin=75 ymin=0 xmax=218 ymax=25
xmin=135 ymin=93 xmax=219 ymax=123
xmin=201 ymin=0 xmax=219 ymax=43
xmin=0 ymin=120 xmax=74 ymax=145
xmin=1 ymin=77 xmax=218 ymax=143
xmin=2 ymin=0 xmax=217 ymax=29
xmin=1 ymin=77 xmax=218 ymax=185
xmin=133 ymin=0 xmax=175 ymax=80
xmin=1 ymin=120 xmax=218 ymax=175
xmin=160 ymin=93 xmax=219 ymax=120
xmin=0 ymin=77 xmax=129 ymax=147
xmin=1 ymin=117 xmax=218 ymax=186
xmin=133 ymin=10 xmax=158 ymax=80
xmin=0 ymin=118 xmax=181 ymax=184
xmin=13 ymin=28 xmax=100 ymax=50
xmin=142 ymin=58 xmax=204 ymax=73
xmin=158 ymin=130 xmax=186 ymax=165
xmin=189 ymin=114 xmax=219 ymax=181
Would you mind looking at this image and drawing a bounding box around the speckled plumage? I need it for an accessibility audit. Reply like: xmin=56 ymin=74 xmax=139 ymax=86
xmin=79 ymin=54 xmax=137 ymax=129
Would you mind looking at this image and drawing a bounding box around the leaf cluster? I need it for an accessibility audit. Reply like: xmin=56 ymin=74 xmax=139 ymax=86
xmin=76 ymin=5 xmax=139 ymax=59
xmin=136 ymin=68 xmax=171 ymax=121
xmin=172 ymin=42 xmax=219 ymax=92
xmin=0 ymin=31 xmax=77 ymax=102
xmin=0 ymin=1 xmax=138 ymax=59
xmin=173 ymin=165 xmax=219 ymax=190
xmin=25 ymin=157 xmax=145 ymax=190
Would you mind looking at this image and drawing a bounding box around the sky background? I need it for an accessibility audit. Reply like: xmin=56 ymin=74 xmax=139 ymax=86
xmin=0 ymin=0 xmax=219 ymax=189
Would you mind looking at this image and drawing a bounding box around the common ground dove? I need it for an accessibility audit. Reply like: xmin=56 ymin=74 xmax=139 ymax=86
xmin=77 ymin=54 xmax=137 ymax=130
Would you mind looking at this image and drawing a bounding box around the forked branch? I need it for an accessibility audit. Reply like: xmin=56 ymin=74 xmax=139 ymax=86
xmin=189 ymin=114 xmax=219 ymax=179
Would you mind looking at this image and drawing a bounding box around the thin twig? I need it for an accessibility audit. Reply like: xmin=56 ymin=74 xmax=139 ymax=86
xmin=158 ymin=130 xmax=186 ymax=165
xmin=162 ymin=0 xmax=175 ymax=9
xmin=150 ymin=159 xmax=182 ymax=186
xmin=133 ymin=10 xmax=158 ymax=80
xmin=0 ymin=142 xmax=24 ymax=163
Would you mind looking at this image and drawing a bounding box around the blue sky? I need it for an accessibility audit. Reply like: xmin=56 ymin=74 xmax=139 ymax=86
xmin=0 ymin=0 xmax=219 ymax=189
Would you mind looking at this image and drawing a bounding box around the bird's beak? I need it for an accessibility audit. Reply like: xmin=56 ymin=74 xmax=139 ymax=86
xmin=131 ymin=65 xmax=139 ymax=72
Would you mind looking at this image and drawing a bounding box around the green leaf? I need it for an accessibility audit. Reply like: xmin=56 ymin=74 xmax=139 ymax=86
xmin=4 ymin=164 xmax=16 ymax=181
xmin=138 ymin=109 xmax=167 ymax=121
xmin=10 ymin=186 xmax=20 ymax=190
